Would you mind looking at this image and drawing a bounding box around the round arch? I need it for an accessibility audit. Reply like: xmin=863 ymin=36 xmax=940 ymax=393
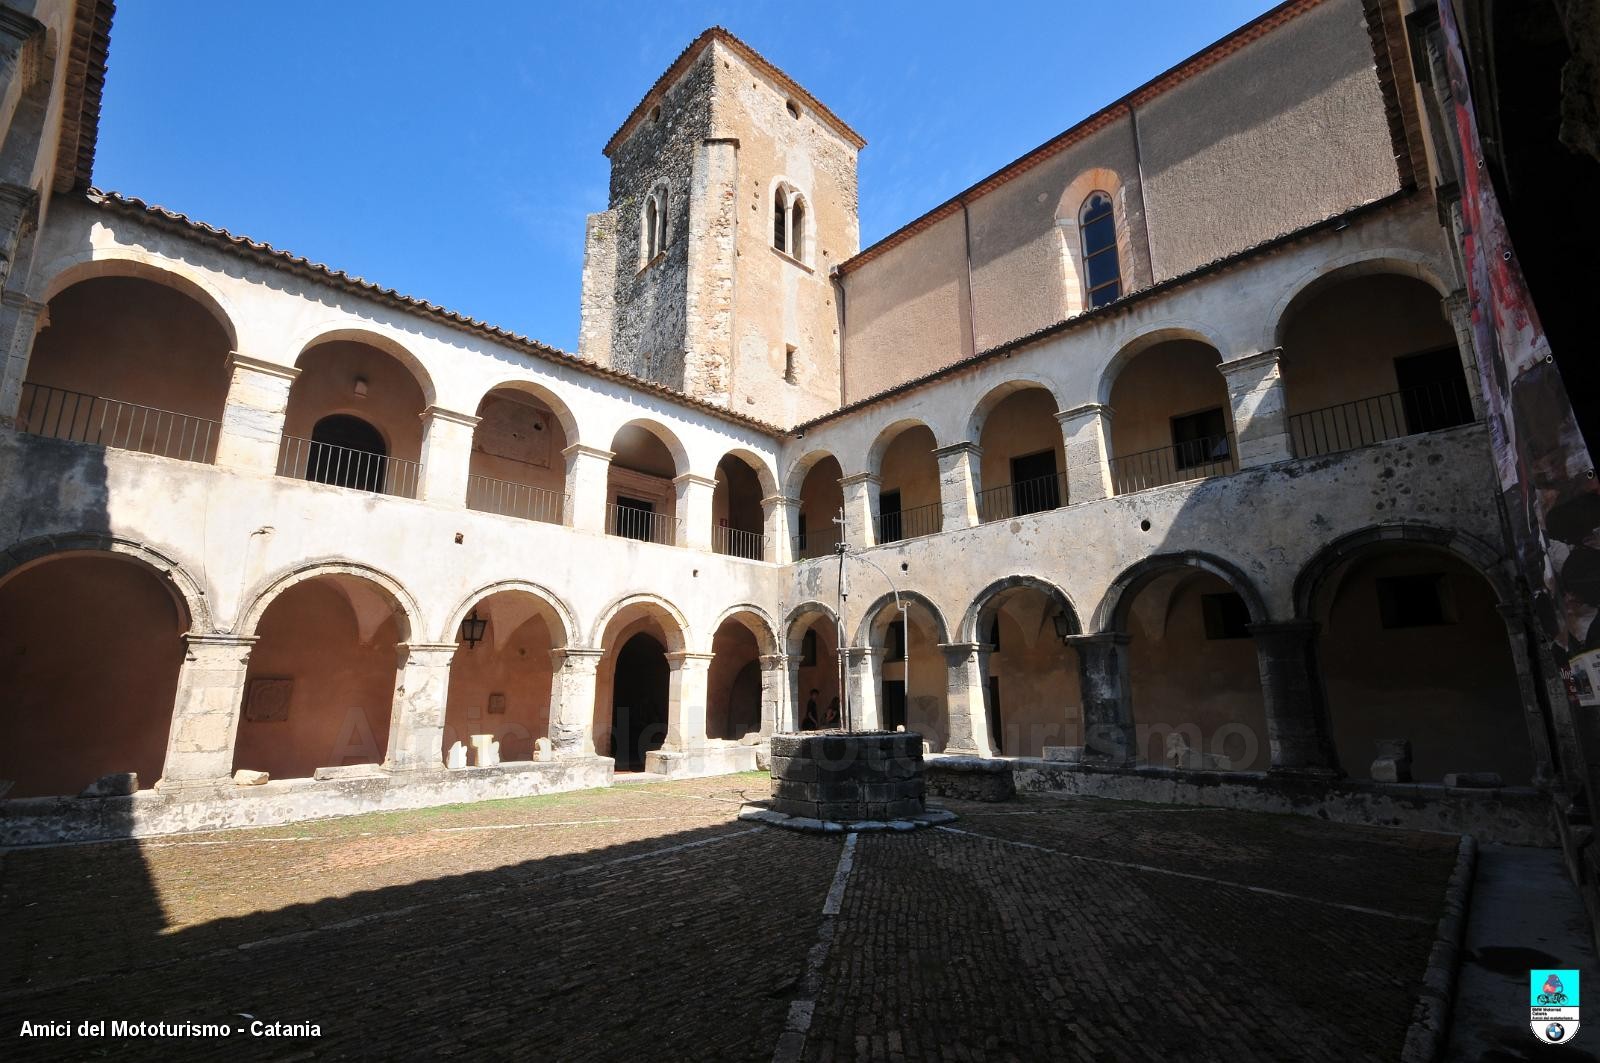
xmin=960 ymin=575 xmax=1079 ymax=644
xmin=591 ymin=592 xmax=691 ymax=652
xmin=716 ymin=447 xmax=779 ymax=499
xmin=1267 ymin=251 xmax=1454 ymax=352
xmin=0 ymin=532 xmax=211 ymax=633
xmin=783 ymin=449 xmax=842 ymax=499
xmin=866 ymin=417 xmax=937 ymax=476
xmin=1292 ymin=522 xmax=1513 ymax=621
xmin=475 ymin=377 xmax=582 ymax=447
xmin=1093 ymin=551 xmax=1269 ymax=634
xmin=608 ymin=417 xmax=690 ymax=477
xmin=238 ymin=558 xmax=420 ymax=640
xmin=439 ymin=579 xmax=577 ymax=648
xmin=964 ymin=376 xmax=1065 ymax=441
xmin=782 ymin=600 xmax=839 ymax=657
xmin=292 ymin=326 xmax=438 ymax=410
xmin=1097 ymin=323 xmax=1229 ymax=406
xmin=851 ymin=589 xmax=951 ymax=649
xmin=31 ymin=250 xmax=242 ymax=351
xmin=710 ymin=602 xmax=780 ymax=656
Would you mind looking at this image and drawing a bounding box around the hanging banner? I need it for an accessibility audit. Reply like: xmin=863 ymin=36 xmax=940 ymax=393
xmin=1440 ymin=0 xmax=1600 ymax=705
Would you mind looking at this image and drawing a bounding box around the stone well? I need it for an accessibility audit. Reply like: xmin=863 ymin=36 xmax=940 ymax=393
xmin=768 ymin=730 xmax=925 ymax=822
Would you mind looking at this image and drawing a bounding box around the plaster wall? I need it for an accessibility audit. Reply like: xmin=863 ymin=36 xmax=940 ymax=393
xmin=977 ymin=387 xmax=1065 ymax=497
xmin=986 ymin=598 xmax=1082 ymax=757
xmin=1107 ymin=339 xmax=1231 ymax=460
xmin=284 ymin=341 xmax=426 ymax=462
xmin=467 ymin=391 xmax=568 ymax=512
xmin=443 ymin=600 xmax=554 ymax=763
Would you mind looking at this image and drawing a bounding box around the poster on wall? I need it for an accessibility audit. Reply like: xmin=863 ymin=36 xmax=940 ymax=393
xmin=1440 ymin=0 xmax=1600 ymax=705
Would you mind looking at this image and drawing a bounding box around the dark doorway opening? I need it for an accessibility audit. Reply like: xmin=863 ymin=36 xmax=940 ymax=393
xmin=308 ymin=414 xmax=388 ymax=491
xmin=1009 ymin=449 xmax=1061 ymax=515
xmin=615 ymin=496 xmax=655 ymax=542
xmin=882 ymin=679 xmax=907 ymax=732
xmin=611 ymin=633 xmax=669 ymax=771
xmin=1394 ymin=347 xmax=1473 ymax=433
xmin=878 ymin=489 xmax=903 ymax=543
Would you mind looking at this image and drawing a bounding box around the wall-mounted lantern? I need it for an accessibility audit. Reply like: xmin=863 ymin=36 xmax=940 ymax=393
xmin=459 ymin=608 xmax=488 ymax=650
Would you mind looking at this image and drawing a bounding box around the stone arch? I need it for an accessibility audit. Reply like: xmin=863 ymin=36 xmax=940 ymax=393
xmin=474 ymin=377 xmax=582 ymax=446
xmin=717 ymin=447 xmax=779 ymax=499
xmin=964 ymin=376 xmax=1066 ymax=441
xmin=1292 ymin=522 xmax=1514 ymax=621
xmin=292 ymin=326 xmax=438 ymax=410
xmin=710 ymin=603 xmax=780 ymax=657
xmin=0 ymin=532 xmax=211 ymax=633
xmin=783 ymin=600 xmax=840 ymax=657
xmin=439 ymin=579 xmax=577 ymax=648
xmin=1094 ymin=551 xmax=1269 ymax=634
xmin=31 ymin=249 xmax=242 ymax=351
xmin=960 ymin=574 xmax=1079 ymax=644
xmin=609 ymin=417 xmax=690 ymax=476
xmin=591 ymin=592 xmax=690 ymax=653
xmin=1097 ymin=322 xmax=1230 ymax=407
xmin=1266 ymin=251 xmax=1455 ymax=352
xmin=238 ymin=558 xmax=420 ymax=640
xmin=851 ymin=590 xmax=951 ymax=649
xmin=783 ymin=449 xmax=841 ymax=499
xmin=866 ymin=417 xmax=936 ymax=475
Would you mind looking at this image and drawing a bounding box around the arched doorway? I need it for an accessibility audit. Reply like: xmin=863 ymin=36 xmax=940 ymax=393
xmin=611 ymin=634 xmax=670 ymax=771
xmin=444 ymin=589 xmax=567 ymax=763
xmin=708 ymin=618 xmax=763 ymax=740
xmin=862 ymin=597 xmax=949 ymax=747
xmin=234 ymin=573 xmax=410 ymax=781
xmin=1115 ymin=564 xmax=1269 ymax=771
xmin=1106 ymin=339 xmax=1233 ymax=493
xmin=21 ymin=275 xmax=232 ymax=463
xmin=606 ymin=422 xmax=684 ymax=545
xmin=786 ymin=608 xmax=840 ymax=731
xmin=969 ymin=581 xmax=1081 ymax=756
xmin=1308 ymin=543 xmax=1533 ymax=784
xmin=713 ymin=453 xmax=768 ymax=560
xmin=465 ymin=385 xmax=571 ymax=525
xmin=308 ymin=414 xmax=388 ymax=491
xmin=0 ymin=553 xmax=187 ymax=797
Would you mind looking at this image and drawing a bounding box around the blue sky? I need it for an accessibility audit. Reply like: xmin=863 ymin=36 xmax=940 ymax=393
xmin=96 ymin=1 xmax=1275 ymax=352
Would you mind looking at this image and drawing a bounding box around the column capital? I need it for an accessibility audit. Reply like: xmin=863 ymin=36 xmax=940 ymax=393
xmin=1055 ymin=402 xmax=1112 ymax=424
xmin=759 ymin=653 xmax=790 ymax=669
xmin=761 ymin=494 xmax=801 ymax=509
xmin=550 ymin=646 xmax=605 ymax=668
xmin=1442 ymin=288 xmax=1470 ymax=314
xmin=839 ymin=472 xmax=881 ymax=488
xmin=420 ymin=405 xmax=481 ymax=429
xmin=932 ymin=440 xmax=982 ymax=459
xmin=0 ymin=288 xmax=46 ymax=315
xmin=665 ymin=650 xmax=716 ymax=669
xmin=1061 ymin=631 xmax=1130 ymax=650
xmin=562 ymin=443 xmax=615 ymax=462
xmin=1217 ymin=348 xmax=1284 ymax=377
xmin=672 ymin=472 xmax=718 ymax=490
xmin=938 ymin=641 xmax=985 ymax=659
xmin=845 ymin=644 xmax=885 ymax=662
xmin=399 ymin=641 xmax=460 ymax=661
xmin=184 ymin=632 xmax=259 ymax=650
xmin=226 ymin=351 xmax=300 ymax=382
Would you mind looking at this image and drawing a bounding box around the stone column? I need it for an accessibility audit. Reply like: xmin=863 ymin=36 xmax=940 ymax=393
xmin=1054 ymin=403 xmax=1113 ymax=503
xmin=1248 ymin=621 xmax=1341 ymax=775
xmin=418 ymin=406 xmax=481 ymax=507
xmin=1062 ymin=633 xmax=1135 ymax=764
xmin=664 ymin=651 xmax=714 ymax=750
xmin=548 ymin=647 xmax=603 ymax=758
xmin=758 ymin=653 xmax=789 ymax=735
xmin=762 ymin=494 xmax=799 ymax=564
xmin=562 ymin=443 xmax=614 ymax=533
xmin=933 ymin=441 xmax=982 ymax=530
xmin=844 ymin=646 xmax=883 ymax=732
xmin=1442 ymin=289 xmax=1487 ymax=420
xmin=384 ymin=642 xmax=457 ymax=773
xmin=0 ymin=289 xmax=46 ymax=428
xmin=1496 ymin=604 xmax=1559 ymax=787
xmin=674 ymin=472 xmax=717 ymax=551
xmin=214 ymin=353 xmax=300 ymax=474
xmin=157 ymin=634 xmax=257 ymax=789
xmin=785 ymin=658 xmax=805 ymax=733
xmin=839 ymin=472 xmax=880 ymax=549
xmin=1218 ymin=349 xmax=1293 ymax=468
xmin=940 ymin=642 xmax=995 ymax=756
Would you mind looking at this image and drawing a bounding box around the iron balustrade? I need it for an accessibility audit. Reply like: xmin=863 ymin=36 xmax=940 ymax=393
xmin=17 ymin=382 xmax=219 ymax=464
xmin=976 ymin=471 xmax=1068 ymax=523
xmin=1108 ymin=433 xmax=1236 ymax=495
xmin=466 ymin=473 xmax=561 ymax=525
xmin=277 ymin=434 xmax=421 ymax=498
xmin=714 ymin=525 xmax=767 ymax=561
xmin=877 ymin=500 xmax=941 ymax=544
xmin=607 ymin=502 xmax=679 ymax=545
xmin=1288 ymin=380 xmax=1475 ymax=459
xmin=792 ymin=531 xmax=840 ymax=561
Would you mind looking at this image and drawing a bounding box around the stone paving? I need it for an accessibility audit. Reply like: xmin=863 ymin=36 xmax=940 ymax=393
xmin=0 ymin=774 xmax=1460 ymax=1061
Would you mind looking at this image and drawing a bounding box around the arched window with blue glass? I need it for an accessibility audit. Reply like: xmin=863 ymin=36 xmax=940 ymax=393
xmin=1079 ymin=191 xmax=1121 ymax=309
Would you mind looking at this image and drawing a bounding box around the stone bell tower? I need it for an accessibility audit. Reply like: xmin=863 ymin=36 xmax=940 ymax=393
xmin=577 ymin=28 xmax=863 ymax=426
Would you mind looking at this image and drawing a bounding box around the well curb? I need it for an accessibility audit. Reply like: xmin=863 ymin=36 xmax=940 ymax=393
xmin=1401 ymin=833 xmax=1477 ymax=1062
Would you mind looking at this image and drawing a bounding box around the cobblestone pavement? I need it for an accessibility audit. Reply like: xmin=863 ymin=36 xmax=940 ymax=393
xmin=0 ymin=777 xmax=1458 ymax=1061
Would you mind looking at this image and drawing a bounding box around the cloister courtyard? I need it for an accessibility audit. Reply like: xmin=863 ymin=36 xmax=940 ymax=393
xmin=1 ymin=773 xmax=1462 ymax=1061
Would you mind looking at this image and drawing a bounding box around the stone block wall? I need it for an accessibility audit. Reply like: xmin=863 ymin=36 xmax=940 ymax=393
xmin=769 ymin=731 xmax=925 ymax=821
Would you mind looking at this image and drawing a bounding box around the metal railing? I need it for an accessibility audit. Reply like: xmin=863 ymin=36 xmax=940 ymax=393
xmin=466 ymin=473 xmax=561 ymax=525
xmin=714 ymin=525 xmax=767 ymax=561
xmin=607 ymin=502 xmax=679 ymax=545
xmin=1289 ymin=380 xmax=1475 ymax=459
xmin=877 ymin=500 xmax=941 ymax=544
xmin=976 ymin=471 xmax=1068 ymax=523
xmin=792 ymin=532 xmax=840 ymax=561
xmin=277 ymin=434 xmax=421 ymax=498
xmin=1108 ymin=433 xmax=1236 ymax=495
xmin=17 ymin=382 xmax=219 ymax=464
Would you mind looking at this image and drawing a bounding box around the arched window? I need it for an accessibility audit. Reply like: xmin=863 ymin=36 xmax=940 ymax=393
xmin=1079 ymin=191 xmax=1121 ymax=308
xmin=308 ymin=414 xmax=387 ymax=492
xmin=773 ymin=187 xmax=788 ymax=253
xmin=790 ymin=199 xmax=806 ymax=262
xmin=642 ymin=184 xmax=669 ymax=265
xmin=773 ymin=182 xmax=809 ymax=265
